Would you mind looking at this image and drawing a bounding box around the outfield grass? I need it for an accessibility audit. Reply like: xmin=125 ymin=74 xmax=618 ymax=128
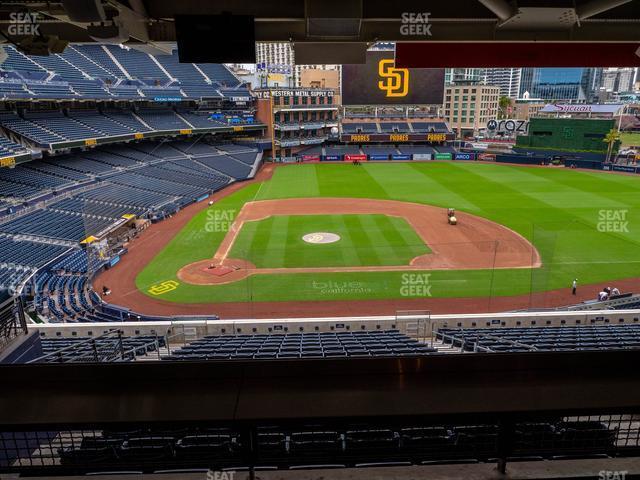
xmin=229 ymin=214 xmax=430 ymax=268
xmin=136 ymin=162 xmax=640 ymax=303
xmin=620 ymin=132 xmax=640 ymax=147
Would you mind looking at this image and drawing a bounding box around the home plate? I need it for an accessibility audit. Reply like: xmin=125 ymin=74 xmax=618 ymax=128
xmin=302 ymin=232 xmax=341 ymax=244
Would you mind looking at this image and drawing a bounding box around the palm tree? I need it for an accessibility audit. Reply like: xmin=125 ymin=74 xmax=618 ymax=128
xmin=603 ymin=129 xmax=620 ymax=163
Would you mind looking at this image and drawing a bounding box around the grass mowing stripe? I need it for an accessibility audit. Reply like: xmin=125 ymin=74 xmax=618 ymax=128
xmin=440 ymin=163 xmax=583 ymax=230
xmin=259 ymin=164 xmax=321 ymax=199
xmin=401 ymin=163 xmax=478 ymax=210
xmin=359 ymin=215 xmax=403 ymax=264
xmin=386 ymin=216 xmax=431 ymax=257
xmin=327 ymin=214 xmax=356 ymax=267
xmin=466 ymin=164 xmax=640 ymax=249
xmin=264 ymin=215 xmax=289 ymax=267
xmin=375 ymin=215 xmax=422 ymax=263
xmin=524 ymin=166 xmax=640 ymax=194
xmin=229 ymin=219 xmax=258 ymax=261
xmin=333 ymin=214 xmax=370 ymax=266
xmin=245 ymin=216 xmax=273 ymax=265
xmin=490 ymin=165 xmax=631 ymax=209
xmin=316 ymin=164 xmax=389 ymax=199
xmin=344 ymin=214 xmax=383 ymax=265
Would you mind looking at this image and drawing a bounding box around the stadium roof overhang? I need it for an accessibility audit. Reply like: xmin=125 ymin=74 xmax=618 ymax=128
xmin=0 ymin=0 xmax=638 ymax=63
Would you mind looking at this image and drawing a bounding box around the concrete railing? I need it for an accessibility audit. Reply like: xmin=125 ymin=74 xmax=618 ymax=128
xmin=35 ymin=308 xmax=640 ymax=343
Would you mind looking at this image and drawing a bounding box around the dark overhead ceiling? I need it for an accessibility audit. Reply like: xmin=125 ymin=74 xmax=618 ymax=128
xmin=0 ymin=0 xmax=638 ymax=45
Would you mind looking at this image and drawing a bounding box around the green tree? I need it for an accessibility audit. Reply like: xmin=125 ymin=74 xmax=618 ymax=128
xmin=498 ymin=96 xmax=511 ymax=119
xmin=603 ymin=128 xmax=620 ymax=163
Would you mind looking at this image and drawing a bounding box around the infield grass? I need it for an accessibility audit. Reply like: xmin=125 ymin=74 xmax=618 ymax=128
xmin=136 ymin=162 xmax=640 ymax=304
xmin=229 ymin=214 xmax=430 ymax=268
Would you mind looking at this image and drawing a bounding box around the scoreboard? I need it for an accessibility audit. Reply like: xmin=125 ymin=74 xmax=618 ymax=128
xmin=342 ymin=51 xmax=445 ymax=106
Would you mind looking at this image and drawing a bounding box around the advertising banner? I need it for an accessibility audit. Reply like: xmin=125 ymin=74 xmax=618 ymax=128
xmin=342 ymin=132 xmax=453 ymax=143
xmin=486 ymin=119 xmax=529 ymax=135
xmin=154 ymin=96 xmax=183 ymax=102
xmin=454 ymin=152 xmax=476 ymax=161
xmin=611 ymin=164 xmax=638 ymax=173
xmin=344 ymin=154 xmax=368 ymax=162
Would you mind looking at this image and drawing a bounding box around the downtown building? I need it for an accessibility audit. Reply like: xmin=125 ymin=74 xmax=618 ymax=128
xmin=445 ymin=68 xmax=485 ymax=85
xmin=519 ymin=68 xmax=603 ymax=102
xmin=482 ymin=68 xmax=522 ymax=99
xmin=255 ymin=42 xmax=341 ymax=89
xmin=446 ymin=68 xmax=521 ymax=99
xmin=601 ymin=67 xmax=638 ymax=94
xmin=443 ymin=83 xmax=500 ymax=137
xmin=254 ymin=87 xmax=339 ymax=161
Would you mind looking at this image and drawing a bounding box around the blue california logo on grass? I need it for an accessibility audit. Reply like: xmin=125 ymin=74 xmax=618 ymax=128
xmin=311 ymin=280 xmax=373 ymax=296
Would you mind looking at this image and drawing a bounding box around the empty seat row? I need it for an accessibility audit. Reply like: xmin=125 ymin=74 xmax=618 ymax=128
xmin=48 ymin=419 xmax=617 ymax=469
xmin=165 ymin=330 xmax=437 ymax=361
xmin=438 ymin=324 xmax=640 ymax=353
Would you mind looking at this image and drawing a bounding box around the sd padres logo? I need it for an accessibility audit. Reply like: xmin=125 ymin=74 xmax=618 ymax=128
xmin=378 ymin=59 xmax=409 ymax=98
xmin=148 ymin=280 xmax=179 ymax=296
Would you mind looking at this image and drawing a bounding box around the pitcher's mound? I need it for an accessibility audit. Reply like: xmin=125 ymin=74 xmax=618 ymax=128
xmin=302 ymin=232 xmax=341 ymax=244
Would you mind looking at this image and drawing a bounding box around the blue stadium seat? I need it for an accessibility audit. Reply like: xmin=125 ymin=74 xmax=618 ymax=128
xmin=165 ymin=331 xmax=434 ymax=361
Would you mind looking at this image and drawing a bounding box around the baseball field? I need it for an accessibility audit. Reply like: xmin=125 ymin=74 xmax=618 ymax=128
xmin=94 ymin=161 xmax=640 ymax=317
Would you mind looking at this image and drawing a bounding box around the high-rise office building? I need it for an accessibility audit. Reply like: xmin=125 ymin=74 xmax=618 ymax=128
xmin=255 ymin=42 xmax=341 ymax=89
xmin=445 ymin=68 xmax=485 ymax=85
xmin=483 ymin=68 xmax=522 ymax=98
xmin=602 ymin=67 xmax=637 ymax=93
xmin=447 ymin=68 xmax=521 ymax=99
xmin=518 ymin=68 xmax=603 ymax=102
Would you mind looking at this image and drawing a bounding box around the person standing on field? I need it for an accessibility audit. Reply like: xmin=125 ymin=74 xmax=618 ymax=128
xmin=572 ymin=279 xmax=577 ymax=296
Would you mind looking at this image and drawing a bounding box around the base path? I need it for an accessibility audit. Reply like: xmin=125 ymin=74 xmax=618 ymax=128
xmin=177 ymin=197 xmax=541 ymax=286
